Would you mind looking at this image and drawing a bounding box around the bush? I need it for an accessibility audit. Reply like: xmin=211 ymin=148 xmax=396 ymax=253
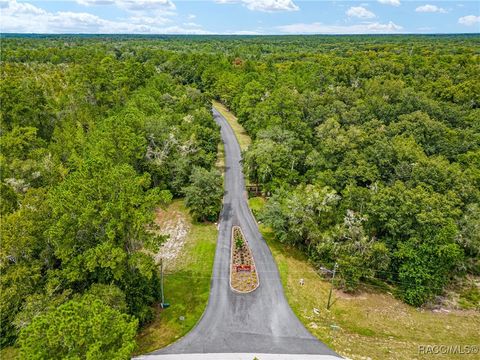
xmin=183 ymin=167 xmax=223 ymax=221
xmin=18 ymin=295 xmax=138 ymax=360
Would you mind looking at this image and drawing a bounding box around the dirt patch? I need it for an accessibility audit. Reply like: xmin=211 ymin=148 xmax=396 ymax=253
xmin=153 ymin=207 xmax=190 ymax=270
xmin=336 ymin=290 xmax=369 ymax=301
xmin=430 ymin=275 xmax=480 ymax=311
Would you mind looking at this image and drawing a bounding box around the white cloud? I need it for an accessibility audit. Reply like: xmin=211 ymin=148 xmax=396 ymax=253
xmin=216 ymin=0 xmax=299 ymax=12
xmin=278 ymin=21 xmax=403 ymax=34
xmin=245 ymin=0 xmax=298 ymax=12
xmin=0 ymin=0 xmax=46 ymax=15
xmin=377 ymin=0 xmax=400 ymax=6
xmin=458 ymin=15 xmax=480 ymax=26
xmin=0 ymin=0 xmax=206 ymax=34
xmin=187 ymin=14 xmax=196 ymax=19
xmin=229 ymin=30 xmax=262 ymax=35
xmin=129 ymin=15 xmax=172 ymax=26
xmin=76 ymin=0 xmax=175 ymax=12
xmin=346 ymin=6 xmax=375 ymax=19
xmin=415 ymin=4 xmax=447 ymax=13
xmin=116 ymin=0 xmax=175 ymax=12
xmin=161 ymin=25 xmax=211 ymax=34
xmin=76 ymin=0 xmax=115 ymax=6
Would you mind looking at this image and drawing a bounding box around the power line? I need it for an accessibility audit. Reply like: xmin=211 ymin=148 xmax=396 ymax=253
xmin=163 ymin=272 xmax=448 ymax=291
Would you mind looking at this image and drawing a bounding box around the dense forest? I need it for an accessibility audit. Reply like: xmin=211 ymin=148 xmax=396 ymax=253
xmin=190 ymin=35 xmax=480 ymax=307
xmin=0 ymin=37 xmax=222 ymax=357
xmin=1 ymin=34 xmax=479 ymax=356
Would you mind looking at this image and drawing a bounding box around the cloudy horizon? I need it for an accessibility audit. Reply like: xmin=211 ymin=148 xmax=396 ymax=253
xmin=0 ymin=0 xmax=479 ymax=35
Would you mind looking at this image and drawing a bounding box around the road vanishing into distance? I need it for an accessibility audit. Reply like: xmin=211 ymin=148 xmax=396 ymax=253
xmin=138 ymin=108 xmax=340 ymax=360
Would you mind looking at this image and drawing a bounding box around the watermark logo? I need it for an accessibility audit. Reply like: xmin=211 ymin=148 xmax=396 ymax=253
xmin=418 ymin=345 xmax=479 ymax=355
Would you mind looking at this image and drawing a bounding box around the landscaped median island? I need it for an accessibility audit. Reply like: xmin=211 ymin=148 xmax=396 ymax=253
xmin=230 ymin=226 xmax=259 ymax=293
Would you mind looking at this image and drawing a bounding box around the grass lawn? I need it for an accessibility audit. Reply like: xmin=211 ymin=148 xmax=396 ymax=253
xmin=212 ymin=100 xmax=251 ymax=151
xmin=248 ymin=196 xmax=266 ymax=218
xmin=0 ymin=347 xmax=18 ymax=360
xmin=134 ymin=200 xmax=217 ymax=355
xmin=216 ymin=141 xmax=225 ymax=176
xmin=248 ymin=197 xmax=480 ymax=360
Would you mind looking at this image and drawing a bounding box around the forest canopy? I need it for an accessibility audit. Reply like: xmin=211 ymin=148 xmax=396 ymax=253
xmin=188 ymin=34 xmax=479 ymax=307
xmin=0 ymin=36 xmax=221 ymax=353
xmin=1 ymin=34 xmax=479 ymax=356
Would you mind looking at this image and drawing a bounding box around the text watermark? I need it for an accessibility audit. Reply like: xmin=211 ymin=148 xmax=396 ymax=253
xmin=418 ymin=345 xmax=479 ymax=355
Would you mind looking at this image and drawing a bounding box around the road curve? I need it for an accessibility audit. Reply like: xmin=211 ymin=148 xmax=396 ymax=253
xmin=148 ymin=108 xmax=339 ymax=357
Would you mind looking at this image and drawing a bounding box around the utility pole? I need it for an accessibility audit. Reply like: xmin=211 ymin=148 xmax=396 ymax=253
xmin=160 ymin=258 xmax=170 ymax=309
xmin=326 ymin=262 xmax=338 ymax=310
xmin=160 ymin=258 xmax=164 ymax=305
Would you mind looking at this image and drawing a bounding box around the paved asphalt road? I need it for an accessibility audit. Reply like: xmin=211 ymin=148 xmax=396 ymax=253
xmin=149 ymin=108 xmax=339 ymax=357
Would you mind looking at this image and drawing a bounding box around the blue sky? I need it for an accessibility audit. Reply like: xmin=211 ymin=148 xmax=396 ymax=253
xmin=1 ymin=1 xmax=479 ymax=34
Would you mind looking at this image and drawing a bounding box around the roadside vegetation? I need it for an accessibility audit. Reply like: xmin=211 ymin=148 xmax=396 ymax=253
xmin=262 ymin=223 xmax=480 ymax=360
xmin=246 ymin=197 xmax=480 ymax=360
xmin=1 ymin=40 xmax=222 ymax=357
xmin=135 ymin=200 xmax=217 ymax=355
xmin=183 ymin=167 xmax=223 ymax=222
